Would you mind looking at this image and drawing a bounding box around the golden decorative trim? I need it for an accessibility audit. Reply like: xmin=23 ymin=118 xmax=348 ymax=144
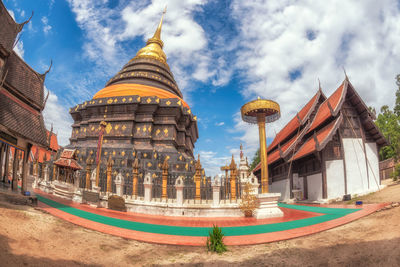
xmin=105 ymin=123 xmax=112 ymax=134
xmin=107 ymin=99 xmax=113 ymax=104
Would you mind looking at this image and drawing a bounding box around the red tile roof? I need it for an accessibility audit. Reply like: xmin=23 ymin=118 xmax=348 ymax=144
xmin=292 ymin=114 xmax=343 ymax=161
xmin=54 ymin=149 xmax=82 ymax=170
xmin=30 ymin=146 xmax=54 ymax=163
xmin=253 ymin=126 xmax=308 ymax=172
xmin=307 ymin=82 xmax=346 ymax=133
xmin=54 ymin=158 xmax=82 ymax=170
xmin=268 ymin=90 xmax=322 ymax=152
xmin=46 ymin=131 xmax=60 ymax=151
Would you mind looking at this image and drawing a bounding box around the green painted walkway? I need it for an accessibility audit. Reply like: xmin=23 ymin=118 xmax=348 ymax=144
xmin=37 ymin=194 xmax=360 ymax=237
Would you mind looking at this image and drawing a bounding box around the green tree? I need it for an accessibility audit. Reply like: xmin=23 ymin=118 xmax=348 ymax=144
xmin=394 ymin=74 xmax=400 ymax=117
xmin=376 ymin=105 xmax=400 ymax=160
xmin=375 ymin=75 xmax=400 ymax=160
xmin=249 ymin=148 xmax=260 ymax=170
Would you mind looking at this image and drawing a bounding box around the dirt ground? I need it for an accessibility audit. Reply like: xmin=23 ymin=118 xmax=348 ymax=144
xmin=1 ymin=182 xmax=400 ymax=267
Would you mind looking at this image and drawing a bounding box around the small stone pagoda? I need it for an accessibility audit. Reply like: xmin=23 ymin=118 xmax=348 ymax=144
xmin=67 ymin=12 xmax=199 ymax=182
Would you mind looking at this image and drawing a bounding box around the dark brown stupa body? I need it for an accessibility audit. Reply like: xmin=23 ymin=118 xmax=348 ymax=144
xmin=67 ymin=14 xmax=199 ymax=184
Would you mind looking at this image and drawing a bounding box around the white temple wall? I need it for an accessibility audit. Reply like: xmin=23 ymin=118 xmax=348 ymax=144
xmin=270 ymin=178 xmax=290 ymax=201
xmin=292 ymin=173 xmax=304 ymax=192
xmin=326 ymin=159 xmax=345 ymax=200
xmin=307 ymin=173 xmax=322 ymax=201
xmin=342 ymin=138 xmax=369 ymax=195
xmin=365 ymin=142 xmax=380 ymax=191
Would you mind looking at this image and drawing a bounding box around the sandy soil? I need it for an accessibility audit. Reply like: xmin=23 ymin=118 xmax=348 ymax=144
xmin=0 ymin=182 xmax=400 ymax=266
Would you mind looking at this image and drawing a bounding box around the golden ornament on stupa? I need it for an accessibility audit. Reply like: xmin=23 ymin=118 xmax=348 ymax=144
xmin=241 ymin=97 xmax=280 ymax=193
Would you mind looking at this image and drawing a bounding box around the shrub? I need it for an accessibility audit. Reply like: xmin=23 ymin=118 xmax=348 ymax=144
xmin=206 ymin=225 xmax=227 ymax=254
xmin=392 ymin=163 xmax=400 ymax=181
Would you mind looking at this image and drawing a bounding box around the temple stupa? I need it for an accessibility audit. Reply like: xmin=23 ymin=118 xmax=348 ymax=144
xmin=67 ymin=11 xmax=199 ymax=179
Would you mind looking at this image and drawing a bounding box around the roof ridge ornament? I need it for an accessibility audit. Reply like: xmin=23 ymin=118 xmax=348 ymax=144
xmin=343 ymin=67 xmax=349 ymax=81
xmin=18 ymin=11 xmax=34 ymax=32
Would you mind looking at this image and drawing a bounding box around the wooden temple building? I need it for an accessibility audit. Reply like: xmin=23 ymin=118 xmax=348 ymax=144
xmin=0 ymin=1 xmax=49 ymax=195
xmin=65 ymin=12 xmax=199 ymax=185
xmin=254 ymin=78 xmax=387 ymax=202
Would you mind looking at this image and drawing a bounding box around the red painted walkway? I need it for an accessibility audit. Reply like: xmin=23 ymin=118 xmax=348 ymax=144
xmin=35 ymin=190 xmax=387 ymax=246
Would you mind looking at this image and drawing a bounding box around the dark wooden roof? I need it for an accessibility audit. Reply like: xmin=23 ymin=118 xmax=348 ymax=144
xmin=0 ymin=89 xmax=48 ymax=146
xmin=0 ymin=1 xmax=22 ymax=54
xmin=4 ymin=52 xmax=45 ymax=109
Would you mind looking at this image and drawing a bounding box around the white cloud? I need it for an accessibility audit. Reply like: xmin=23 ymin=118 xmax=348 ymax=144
xmin=43 ymin=87 xmax=73 ymax=146
xmin=13 ymin=40 xmax=24 ymax=58
xmin=215 ymin=121 xmax=224 ymax=126
xmin=231 ymin=0 xmax=400 ymax=152
xmin=41 ymin=16 xmax=52 ymax=34
xmin=197 ymin=150 xmax=231 ymax=176
xmin=66 ymin=0 xmax=233 ymax=98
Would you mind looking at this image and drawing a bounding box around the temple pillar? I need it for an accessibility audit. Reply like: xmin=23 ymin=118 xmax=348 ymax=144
xmin=85 ymin=160 xmax=91 ymax=190
xmin=106 ymin=156 xmax=113 ymax=193
xmin=0 ymin=143 xmax=5 ymax=183
xmin=3 ymin=145 xmax=10 ymax=184
xmin=194 ymin=155 xmax=202 ymax=200
xmin=175 ymin=176 xmax=184 ymax=206
xmin=21 ymin=144 xmax=32 ymax=195
xmin=11 ymin=149 xmax=19 ymax=191
xmin=132 ymin=158 xmax=139 ymax=197
xmin=229 ymin=155 xmax=237 ymax=200
xmin=143 ymin=173 xmax=153 ymax=202
xmin=114 ymin=172 xmax=124 ymax=197
xmin=162 ymin=158 xmax=169 ymax=200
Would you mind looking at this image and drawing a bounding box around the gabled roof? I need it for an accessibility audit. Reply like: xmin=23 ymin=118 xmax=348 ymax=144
xmin=268 ymin=90 xmax=324 ymax=152
xmin=291 ymin=114 xmax=343 ymax=161
xmin=4 ymin=52 xmax=45 ymax=109
xmin=0 ymin=88 xmax=48 ymax=146
xmin=253 ymin=125 xmax=309 ymax=172
xmin=46 ymin=130 xmax=60 ymax=151
xmin=30 ymin=146 xmax=53 ymax=163
xmin=0 ymin=1 xmax=21 ymax=53
xmin=54 ymin=149 xmax=82 ymax=170
xmin=307 ymin=81 xmax=346 ymax=133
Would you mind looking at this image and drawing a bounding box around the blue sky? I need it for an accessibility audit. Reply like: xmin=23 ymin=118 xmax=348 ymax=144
xmin=5 ymin=0 xmax=400 ymax=175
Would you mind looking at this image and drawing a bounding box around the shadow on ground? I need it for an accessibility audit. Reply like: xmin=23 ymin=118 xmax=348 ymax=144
xmin=154 ymin=237 xmax=400 ymax=267
xmin=0 ymin=234 xmax=100 ymax=267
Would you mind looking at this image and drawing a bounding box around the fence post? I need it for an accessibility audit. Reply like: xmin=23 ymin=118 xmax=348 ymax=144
xmin=106 ymin=156 xmax=113 ymax=193
xmin=132 ymin=157 xmax=139 ymax=197
xmin=114 ymin=172 xmax=124 ymax=197
xmin=85 ymin=156 xmax=92 ymax=189
xmin=230 ymin=155 xmax=237 ymax=200
xmin=162 ymin=158 xmax=169 ymax=200
xmin=175 ymin=176 xmax=184 ymax=206
xmin=143 ymin=173 xmax=153 ymax=202
xmin=212 ymin=175 xmax=221 ymax=206
xmin=194 ymin=155 xmax=202 ymax=200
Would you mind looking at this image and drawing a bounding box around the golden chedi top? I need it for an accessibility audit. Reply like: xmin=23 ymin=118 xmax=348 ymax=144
xmin=93 ymin=8 xmax=185 ymax=101
xmin=133 ymin=9 xmax=167 ymax=64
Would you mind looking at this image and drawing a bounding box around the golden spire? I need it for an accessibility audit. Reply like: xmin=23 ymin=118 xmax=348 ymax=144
xmin=133 ymin=7 xmax=167 ymax=64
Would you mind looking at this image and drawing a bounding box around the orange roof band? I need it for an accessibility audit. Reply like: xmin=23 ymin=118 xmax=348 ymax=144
xmin=93 ymin=83 xmax=190 ymax=108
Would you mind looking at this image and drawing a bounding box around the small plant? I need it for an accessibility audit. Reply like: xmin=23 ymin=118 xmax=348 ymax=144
xmin=392 ymin=163 xmax=400 ymax=181
xmin=206 ymin=225 xmax=227 ymax=254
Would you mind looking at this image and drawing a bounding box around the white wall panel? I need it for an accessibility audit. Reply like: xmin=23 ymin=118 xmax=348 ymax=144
xmin=326 ymin=160 xmax=345 ymax=199
xmin=270 ymin=179 xmax=290 ymax=201
xmin=365 ymin=142 xmax=380 ymax=191
xmin=343 ymin=138 xmax=369 ymax=195
xmin=307 ymin=173 xmax=322 ymax=201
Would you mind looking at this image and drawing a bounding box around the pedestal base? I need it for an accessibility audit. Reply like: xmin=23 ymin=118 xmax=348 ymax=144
xmin=254 ymin=193 xmax=283 ymax=219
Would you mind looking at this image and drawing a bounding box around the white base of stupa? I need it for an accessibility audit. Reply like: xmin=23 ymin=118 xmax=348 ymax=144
xmin=254 ymin=193 xmax=284 ymax=219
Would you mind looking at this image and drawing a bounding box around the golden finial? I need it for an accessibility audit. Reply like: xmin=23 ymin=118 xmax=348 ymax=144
xmin=133 ymin=7 xmax=168 ymax=63
xmin=153 ymin=6 xmax=167 ymax=41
